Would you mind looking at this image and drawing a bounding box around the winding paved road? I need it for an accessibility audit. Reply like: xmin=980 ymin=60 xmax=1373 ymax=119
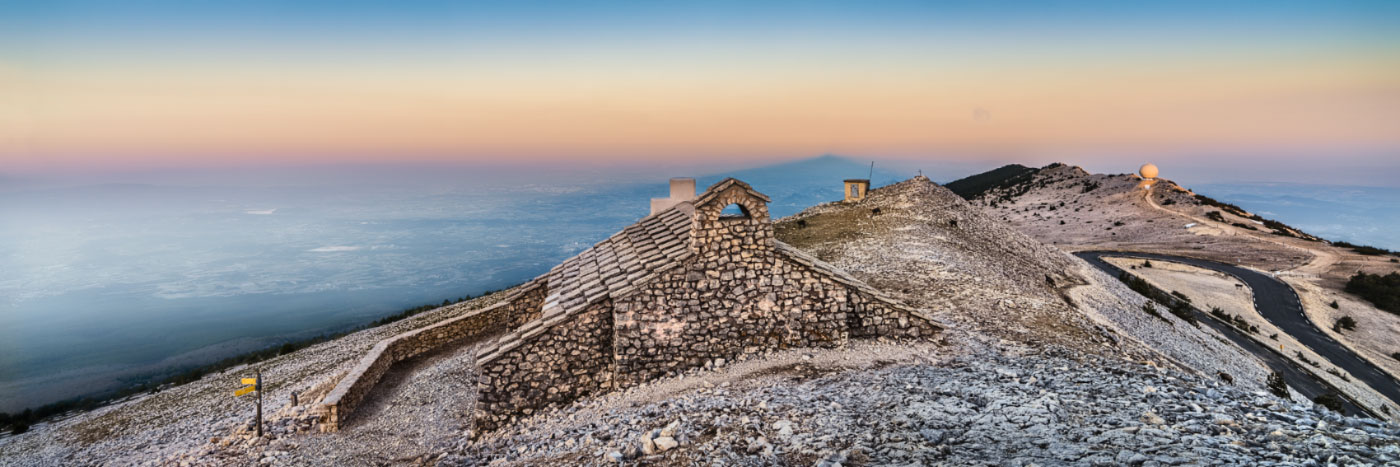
xmin=1076 ymin=251 xmax=1400 ymax=417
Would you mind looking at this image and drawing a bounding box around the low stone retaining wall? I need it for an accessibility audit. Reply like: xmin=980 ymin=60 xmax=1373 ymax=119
xmin=316 ymin=281 xmax=544 ymax=431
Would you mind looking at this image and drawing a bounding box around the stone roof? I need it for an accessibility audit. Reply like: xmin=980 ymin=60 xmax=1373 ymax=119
xmin=538 ymin=202 xmax=696 ymax=326
xmin=477 ymin=202 xmax=697 ymax=363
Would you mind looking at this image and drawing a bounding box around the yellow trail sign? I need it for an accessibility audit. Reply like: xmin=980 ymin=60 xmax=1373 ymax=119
xmin=235 ymin=386 xmax=256 ymax=396
xmin=241 ymin=378 xmax=257 ymax=385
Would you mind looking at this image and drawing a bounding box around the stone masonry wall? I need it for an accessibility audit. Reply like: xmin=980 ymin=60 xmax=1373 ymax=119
xmin=690 ymin=183 xmax=773 ymax=257
xmin=610 ymin=253 xmax=936 ymax=387
xmin=474 ymin=299 xmax=617 ymax=433
xmin=846 ymin=292 xmax=938 ymax=340
xmin=502 ymin=285 xmax=547 ymax=329
xmin=611 ymin=253 xmax=844 ymax=386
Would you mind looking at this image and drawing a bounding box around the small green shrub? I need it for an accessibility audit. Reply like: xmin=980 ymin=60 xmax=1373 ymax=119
xmin=1210 ymin=307 xmax=1229 ymax=320
xmin=1232 ymin=314 xmax=1249 ymax=329
xmin=1313 ymin=392 xmax=1345 ymax=413
xmin=1329 ymin=300 xmax=1339 ymax=309
xmin=1266 ymin=372 xmax=1290 ymax=400
xmin=1205 ymin=211 xmax=1227 ymax=223
xmin=1332 ymin=316 xmax=1357 ymax=333
xmin=1119 ymin=271 xmax=1194 ymax=326
xmin=1142 ymin=260 xmax=1153 ymax=268
xmin=1141 ymin=302 xmax=1170 ymax=324
xmin=1168 ymin=301 xmax=1198 ymax=327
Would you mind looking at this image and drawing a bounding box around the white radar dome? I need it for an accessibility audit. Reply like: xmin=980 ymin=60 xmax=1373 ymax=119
xmin=1139 ymin=163 xmax=1159 ymax=179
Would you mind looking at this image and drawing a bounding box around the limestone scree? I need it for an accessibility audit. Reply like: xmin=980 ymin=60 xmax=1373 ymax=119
xmin=471 ymin=178 xmax=940 ymax=432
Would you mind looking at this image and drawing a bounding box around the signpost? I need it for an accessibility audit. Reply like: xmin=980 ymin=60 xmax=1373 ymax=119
xmin=236 ymin=371 xmax=262 ymax=437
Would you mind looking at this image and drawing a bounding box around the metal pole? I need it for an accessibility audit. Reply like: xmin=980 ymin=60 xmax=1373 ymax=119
xmin=255 ymin=370 xmax=263 ymax=438
xmin=868 ymin=161 xmax=874 ymax=180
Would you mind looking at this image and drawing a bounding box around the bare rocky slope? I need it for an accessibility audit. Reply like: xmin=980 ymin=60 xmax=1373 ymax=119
xmin=453 ymin=344 xmax=1396 ymax=466
xmin=950 ymin=163 xmax=1400 ymax=397
xmin=775 ymin=176 xmax=1270 ymax=387
xmin=2 ymin=175 xmax=1397 ymax=466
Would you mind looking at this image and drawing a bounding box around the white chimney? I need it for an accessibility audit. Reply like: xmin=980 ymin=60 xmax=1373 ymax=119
xmin=669 ymin=178 xmax=695 ymax=201
xmin=650 ymin=177 xmax=696 ymax=215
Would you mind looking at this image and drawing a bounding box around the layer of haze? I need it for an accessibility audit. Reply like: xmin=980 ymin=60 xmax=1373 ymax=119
xmin=3 ymin=1 xmax=1398 ymax=184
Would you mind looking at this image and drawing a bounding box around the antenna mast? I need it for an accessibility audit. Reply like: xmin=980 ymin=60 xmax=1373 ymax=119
xmin=868 ymin=161 xmax=874 ymax=180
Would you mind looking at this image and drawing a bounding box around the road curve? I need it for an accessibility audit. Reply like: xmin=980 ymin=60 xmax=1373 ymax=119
xmin=1076 ymin=251 xmax=1400 ymax=416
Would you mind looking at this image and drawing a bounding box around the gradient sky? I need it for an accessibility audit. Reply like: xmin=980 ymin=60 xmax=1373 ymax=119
xmin=2 ymin=1 xmax=1398 ymax=180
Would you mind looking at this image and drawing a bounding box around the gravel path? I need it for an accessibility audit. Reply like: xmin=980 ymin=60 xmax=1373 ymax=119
xmin=248 ymin=338 xmax=488 ymax=466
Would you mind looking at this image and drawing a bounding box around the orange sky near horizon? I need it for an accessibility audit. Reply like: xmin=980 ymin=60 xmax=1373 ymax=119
xmin=6 ymin=54 xmax=1395 ymax=172
xmin=3 ymin=2 xmax=1398 ymax=173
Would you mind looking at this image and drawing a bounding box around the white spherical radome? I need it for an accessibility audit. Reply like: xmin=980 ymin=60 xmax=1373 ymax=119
xmin=1139 ymin=163 xmax=1159 ymax=179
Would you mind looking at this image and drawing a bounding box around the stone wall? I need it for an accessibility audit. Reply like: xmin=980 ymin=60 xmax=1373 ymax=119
xmin=846 ymin=292 xmax=936 ymax=339
xmin=316 ymin=281 xmax=546 ymax=431
xmin=474 ymin=299 xmax=617 ymax=433
xmin=611 ymin=252 xmax=935 ymax=387
xmin=502 ymin=285 xmax=547 ymax=329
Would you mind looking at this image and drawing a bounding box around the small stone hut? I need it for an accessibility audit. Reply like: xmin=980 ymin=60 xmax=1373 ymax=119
xmin=471 ymin=177 xmax=939 ymax=432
